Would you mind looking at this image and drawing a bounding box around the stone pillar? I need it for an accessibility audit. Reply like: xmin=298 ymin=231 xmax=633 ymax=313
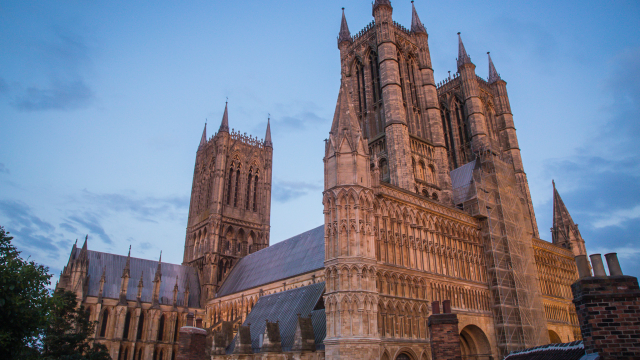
xmin=175 ymin=326 xmax=208 ymax=360
xmin=428 ymin=300 xmax=462 ymax=360
xmin=571 ymin=253 xmax=640 ymax=359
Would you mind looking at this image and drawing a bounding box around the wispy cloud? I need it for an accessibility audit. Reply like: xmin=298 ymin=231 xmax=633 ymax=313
xmin=0 ymin=200 xmax=59 ymax=254
xmin=542 ymin=46 xmax=640 ymax=277
xmin=7 ymin=26 xmax=95 ymax=112
xmin=66 ymin=213 xmax=113 ymax=245
xmin=0 ymin=163 xmax=9 ymax=174
xmin=13 ymin=80 xmax=93 ymax=111
xmin=79 ymin=189 xmax=189 ymax=222
xmin=272 ymin=180 xmax=322 ymax=203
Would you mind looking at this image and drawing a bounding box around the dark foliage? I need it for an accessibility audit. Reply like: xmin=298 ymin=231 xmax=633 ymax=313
xmin=0 ymin=225 xmax=53 ymax=358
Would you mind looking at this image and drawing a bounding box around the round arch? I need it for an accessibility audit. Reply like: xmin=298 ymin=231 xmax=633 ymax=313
xmin=460 ymin=324 xmax=492 ymax=360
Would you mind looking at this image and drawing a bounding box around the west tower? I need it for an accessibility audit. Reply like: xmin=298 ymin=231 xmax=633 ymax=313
xmin=184 ymin=103 xmax=273 ymax=303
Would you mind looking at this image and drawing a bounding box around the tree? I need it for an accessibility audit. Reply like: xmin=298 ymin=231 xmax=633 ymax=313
xmin=0 ymin=225 xmax=53 ymax=359
xmin=41 ymin=290 xmax=111 ymax=360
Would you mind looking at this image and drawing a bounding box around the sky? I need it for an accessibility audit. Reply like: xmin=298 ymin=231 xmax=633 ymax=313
xmin=1 ymin=0 xmax=639 ymax=284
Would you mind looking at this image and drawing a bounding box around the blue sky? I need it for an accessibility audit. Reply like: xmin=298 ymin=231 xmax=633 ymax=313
xmin=1 ymin=0 xmax=639 ymax=283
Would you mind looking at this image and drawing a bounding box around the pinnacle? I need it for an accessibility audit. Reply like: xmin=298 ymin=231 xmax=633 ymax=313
xmin=457 ymin=32 xmax=472 ymax=68
xmin=488 ymin=52 xmax=501 ymax=83
xmin=199 ymin=122 xmax=207 ymax=148
xmin=330 ymin=79 xmax=362 ymax=138
xmin=411 ymin=1 xmax=427 ymax=34
xmin=264 ymin=117 xmax=272 ymax=147
xmin=219 ymin=101 xmax=229 ymax=133
xmin=337 ymin=8 xmax=352 ymax=46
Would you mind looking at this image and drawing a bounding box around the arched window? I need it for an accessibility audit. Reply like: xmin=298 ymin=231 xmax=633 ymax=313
xmin=123 ymin=311 xmax=131 ymax=340
xmin=252 ymin=175 xmax=258 ymax=212
xmin=245 ymin=171 xmax=252 ymax=210
xmin=137 ymin=348 xmax=143 ymax=360
xmin=226 ymin=167 xmax=233 ymax=205
xmin=368 ymin=51 xmax=384 ymax=134
xmin=422 ymin=190 xmax=429 ymax=198
xmin=233 ymin=169 xmax=240 ymax=207
xmin=419 ymin=161 xmax=426 ymax=181
xmin=428 ymin=165 xmax=436 ymax=184
xmin=99 ymin=309 xmax=109 ymax=337
xmin=157 ymin=314 xmax=165 ymax=341
xmin=432 ymin=192 xmax=438 ymax=201
xmin=136 ymin=311 xmax=145 ymax=341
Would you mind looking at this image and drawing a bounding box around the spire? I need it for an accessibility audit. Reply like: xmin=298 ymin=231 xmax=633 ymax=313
xmin=337 ymin=8 xmax=352 ymax=46
xmin=457 ymin=32 xmax=472 ymax=68
xmin=488 ymin=52 xmax=501 ymax=83
xmin=330 ymin=78 xmax=362 ymax=138
xmin=552 ymin=180 xmax=586 ymax=255
xmin=410 ymin=1 xmax=427 ymax=34
xmin=122 ymin=245 xmax=131 ymax=278
xmin=199 ymin=122 xmax=207 ymax=148
xmin=219 ymin=101 xmax=229 ymax=133
xmin=264 ymin=117 xmax=272 ymax=148
xmin=154 ymin=251 xmax=162 ymax=281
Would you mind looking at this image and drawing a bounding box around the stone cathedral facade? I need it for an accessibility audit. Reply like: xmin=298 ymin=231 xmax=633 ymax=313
xmin=58 ymin=1 xmax=588 ymax=360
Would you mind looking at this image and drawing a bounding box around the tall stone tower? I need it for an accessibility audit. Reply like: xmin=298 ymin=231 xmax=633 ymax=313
xmin=184 ymin=103 xmax=273 ymax=303
xmin=336 ymin=0 xmax=452 ymax=204
xmin=323 ymin=79 xmax=379 ymax=360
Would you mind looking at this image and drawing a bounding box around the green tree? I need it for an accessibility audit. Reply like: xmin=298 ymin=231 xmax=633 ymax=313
xmin=41 ymin=290 xmax=111 ymax=360
xmin=0 ymin=225 xmax=53 ymax=358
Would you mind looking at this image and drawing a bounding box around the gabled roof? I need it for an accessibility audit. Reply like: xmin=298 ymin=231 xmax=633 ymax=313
xmin=75 ymin=248 xmax=200 ymax=308
xmin=216 ymin=225 xmax=324 ymax=297
xmin=226 ymin=282 xmax=326 ymax=354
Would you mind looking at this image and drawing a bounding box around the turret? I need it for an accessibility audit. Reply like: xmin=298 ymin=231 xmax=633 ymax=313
xmin=456 ymin=33 xmax=490 ymax=152
xmin=488 ymin=52 xmax=539 ymax=236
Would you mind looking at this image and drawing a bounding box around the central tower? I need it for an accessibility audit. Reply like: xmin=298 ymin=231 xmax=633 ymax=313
xmin=184 ymin=103 xmax=273 ymax=303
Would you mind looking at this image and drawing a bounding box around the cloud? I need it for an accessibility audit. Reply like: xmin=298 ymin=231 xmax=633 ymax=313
xmin=272 ymin=180 xmax=322 ymax=203
xmin=66 ymin=213 xmax=113 ymax=245
xmin=12 ymin=80 xmax=93 ymax=111
xmin=0 ymin=163 xmax=9 ymax=174
xmin=0 ymin=200 xmax=59 ymax=254
xmin=542 ymin=46 xmax=640 ymax=277
xmin=59 ymin=222 xmax=78 ymax=233
xmin=79 ymin=189 xmax=189 ymax=222
xmin=7 ymin=26 xmax=95 ymax=112
xmin=253 ymin=110 xmax=328 ymax=135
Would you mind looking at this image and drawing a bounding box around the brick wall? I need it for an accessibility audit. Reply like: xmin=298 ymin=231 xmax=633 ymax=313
xmin=572 ymin=254 xmax=640 ymax=359
xmin=428 ymin=301 xmax=462 ymax=360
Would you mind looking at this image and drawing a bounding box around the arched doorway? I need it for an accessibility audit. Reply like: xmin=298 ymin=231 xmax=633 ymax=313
xmin=460 ymin=325 xmax=492 ymax=360
xmin=548 ymin=330 xmax=562 ymax=344
xmin=396 ymin=354 xmax=412 ymax=360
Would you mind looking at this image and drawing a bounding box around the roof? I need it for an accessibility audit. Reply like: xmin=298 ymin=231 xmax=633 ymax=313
xmin=75 ymin=248 xmax=200 ymax=308
xmin=504 ymin=341 xmax=592 ymax=360
xmin=226 ymin=282 xmax=326 ymax=354
xmin=216 ymin=225 xmax=325 ymax=297
xmin=450 ymin=160 xmax=477 ymax=204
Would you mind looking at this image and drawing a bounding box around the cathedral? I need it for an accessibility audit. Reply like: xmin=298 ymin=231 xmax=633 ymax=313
xmin=57 ymin=1 xmax=587 ymax=359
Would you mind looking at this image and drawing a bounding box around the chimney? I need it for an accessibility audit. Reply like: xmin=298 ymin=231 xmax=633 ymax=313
xmin=571 ymin=252 xmax=640 ymax=359
xmin=428 ymin=300 xmax=462 ymax=360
